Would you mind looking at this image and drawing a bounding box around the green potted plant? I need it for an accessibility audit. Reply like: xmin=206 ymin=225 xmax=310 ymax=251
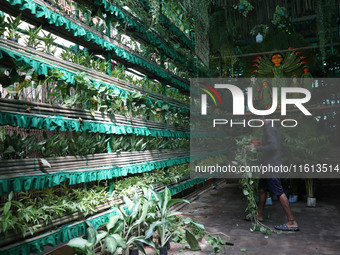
xmin=67 ymin=219 xmax=126 ymax=255
xmin=6 ymin=14 xmax=22 ymax=42
xmin=41 ymin=32 xmax=56 ymax=55
xmin=25 ymin=25 xmax=42 ymax=49
xmin=305 ymin=179 xmax=316 ymax=207
xmin=115 ymin=189 xmax=156 ymax=255
xmin=145 ymin=187 xmax=189 ymax=255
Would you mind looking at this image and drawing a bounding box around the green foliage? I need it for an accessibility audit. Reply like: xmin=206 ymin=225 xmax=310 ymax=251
xmin=6 ymin=14 xmax=22 ymax=40
xmin=144 ymin=187 xmax=189 ymax=247
xmin=25 ymin=26 xmax=42 ymax=48
xmin=233 ymin=136 xmax=262 ymax=232
xmin=233 ymin=0 xmax=254 ymax=17
xmin=207 ymin=235 xmax=226 ymax=253
xmin=41 ymin=32 xmax=56 ymax=55
xmin=250 ymin=24 xmax=269 ymax=37
xmin=0 ymin=131 xmax=111 ymax=159
xmin=272 ymin=6 xmax=288 ymax=27
xmin=0 ymin=13 xmax=7 ymax=36
xmin=281 ymin=116 xmax=329 ymax=165
xmin=0 ymin=184 xmax=111 ymax=237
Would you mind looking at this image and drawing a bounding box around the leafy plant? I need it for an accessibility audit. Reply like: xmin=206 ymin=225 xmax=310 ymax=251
xmin=60 ymin=48 xmax=73 ymax=62
xmin=68 ymin=220 xmax=116 ymax=255
xmin=25 ymin=25 xmax=42 ymax=48
xmin=115 ymin=190 xmax=156 ymax=253
xmin=0 ymin=13 xmax=7 ymax=36
xmin=305 ymin=179 xmax=314 ymax=198
xmin=145 ymin=187 xmax=189 ymax=248
xmin=233 ymin=0 xmax=254 ymax=17
xmin=0 ymin=192 xmax=26 ymax=238
xmin=6 ymin=14 xmax=22 ymax=40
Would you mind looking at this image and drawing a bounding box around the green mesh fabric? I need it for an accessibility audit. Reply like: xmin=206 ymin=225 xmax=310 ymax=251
xmin=3 ymin=0 xmax=190 ymax=92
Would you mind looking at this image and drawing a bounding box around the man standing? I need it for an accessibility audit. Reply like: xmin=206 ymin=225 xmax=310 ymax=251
xmin=250 ymin=119 xmax=299 ymax=231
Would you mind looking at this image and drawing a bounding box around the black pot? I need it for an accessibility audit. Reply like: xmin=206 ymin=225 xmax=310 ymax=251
xmin=134 ymin=240 xmax=144 ymax=248
xmin=129 ymin=247 xmax=139 ymax=255
xmin=166 ymin=237 xmax=172 ymax=250
xmin=159 ymin=245 xmax=168 ymax=255
xmin=9 ymin=38 xmax=18 ymax=43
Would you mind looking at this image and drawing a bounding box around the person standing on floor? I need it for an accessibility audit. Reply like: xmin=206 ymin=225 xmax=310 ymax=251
xmin=249 ymin=118 xmax=299 ymax=231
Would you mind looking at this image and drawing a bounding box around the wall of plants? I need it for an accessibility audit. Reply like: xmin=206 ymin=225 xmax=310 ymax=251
xmin=0 ymin=1 xmax=215 ymax=254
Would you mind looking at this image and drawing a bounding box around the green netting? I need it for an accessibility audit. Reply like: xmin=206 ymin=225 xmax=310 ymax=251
xmin=3 ymin=0 xmax=190 ymax=92
xmin=0 ymin=112 xmax=189 ymax=138
xmin=0 ymin=47 xmax=189 ymax=113
xmin=0 ymin=157 xmax=190 ymax=195
xmin=168 ymin=177 xmax=206 ymax=195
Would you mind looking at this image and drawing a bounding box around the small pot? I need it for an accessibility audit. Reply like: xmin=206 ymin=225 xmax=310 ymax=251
xmin=159 ymin=245 xmax=168 ymax=255
xmin=129 ymin=247 xmax=139 ymax=255
xmin=9 ymin=38 xmax=18 ymax=43
xmin=307 ymin=197 xmax=316 ymax=207
xmin=251 ymin=139 xmax=259 ymax=146
xmin=134 ymin=240 xmax=144 ymax=248
xmin=167 ymin=237 xmax=172 ymax=250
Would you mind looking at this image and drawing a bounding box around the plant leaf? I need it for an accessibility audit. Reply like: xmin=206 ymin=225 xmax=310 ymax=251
xmin=39 ymin=158 xmax=51 ymax=168
xmin=105 ymin=236 xmax=117 ymax=253
xmin=67 ymin=238 xmax=92 ymax=250
xmin=106 ymin=215 xmax=119 ymax=232
xmin=110 ymin=234 xmax=127 ymax=249
xmin=185 ymin=230 xmax=201 ymax=251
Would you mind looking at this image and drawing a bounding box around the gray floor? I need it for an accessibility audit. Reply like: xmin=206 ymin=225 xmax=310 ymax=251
xmin=162 ymin=180 xmax=340 ymax=255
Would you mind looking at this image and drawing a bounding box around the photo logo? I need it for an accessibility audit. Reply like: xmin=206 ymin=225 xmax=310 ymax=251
xmin=199 ymin=82 xmax=222 ymax=115
xmin=201 ymin=84 xmax=312 ymax=116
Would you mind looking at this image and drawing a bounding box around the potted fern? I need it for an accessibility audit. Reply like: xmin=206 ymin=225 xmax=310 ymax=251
xmin=25 ymin=26 xmax=42 ymax=49
xmin=6 ymin=14 xmax=22 ymax=42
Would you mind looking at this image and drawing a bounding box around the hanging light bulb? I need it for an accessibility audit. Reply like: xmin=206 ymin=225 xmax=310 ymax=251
xmin=256 ymin=32 xmax=263 ymax=43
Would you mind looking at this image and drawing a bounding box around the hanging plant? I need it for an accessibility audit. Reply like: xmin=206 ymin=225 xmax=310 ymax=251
xmin=272 ymin=6 xmax=289 ymax=31
xmin=233 ymin=0 xmax=254 ymax=17
xmin=249 ymin=24 xmax=269 ymax=37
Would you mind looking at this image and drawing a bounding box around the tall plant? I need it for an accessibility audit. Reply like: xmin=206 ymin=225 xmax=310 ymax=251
xmin=6 ymin=14 xmax=22 ymax=41
xmin=145 ymin=187 xmax=189 ymax=248
xmin=41 ymin=32 xmax=56 ymax=55
xmin=25 ymin=25 xmax=42 ymax=49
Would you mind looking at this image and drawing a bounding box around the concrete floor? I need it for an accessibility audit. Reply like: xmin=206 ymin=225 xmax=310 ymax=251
xmin=162 ymin=180 xmax=340 ymax=255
